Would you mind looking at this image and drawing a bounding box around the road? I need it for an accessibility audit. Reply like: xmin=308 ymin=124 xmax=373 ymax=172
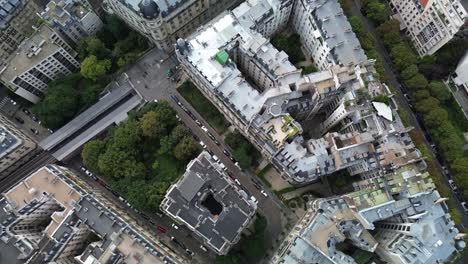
xmin=348 ymin=0 xmax=468 ymax=228
xmin=125 ymin=48 xmax=294 ymax=262
xmin=65 ymin=157 xmax=213 ymax=263
xmin=0 ymin=96 xmax=51 ymax=142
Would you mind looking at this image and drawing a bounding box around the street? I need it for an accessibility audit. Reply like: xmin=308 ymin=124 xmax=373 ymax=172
xmin=125 ymin=48 xmax=294 ymax=262
xmin=348 ymin=0 xmax=468 ymax=228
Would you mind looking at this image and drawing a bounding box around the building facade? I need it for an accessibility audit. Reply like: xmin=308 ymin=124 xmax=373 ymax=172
xmin=0 ymin=0 xmax=45 ymax=67
xmin=452 ymin=51 xmax=468 ymax=92
xmin=161 ymin=151 xmax=257 ymax=255
xmin=40 ymin=0 xmax=103 ymax=47
xmin=0 ymin=24 xmax=80 ymax=103
xmin=102 ymin=0 xmax=244 ymax=51
xmin=176 ymin=0 xmax=423 ymax=185
xmin=0 ymin=164 xmax=188 ymax=264
xmin=388 ymin=0 xmax=468 ymax=56
xmin=0 ymin=113 xmax=37 ymax=178
xmin=271 ymin=165 xmax=466 ymax=264
xmin=291 ymin=0 xmax=367 ymax=70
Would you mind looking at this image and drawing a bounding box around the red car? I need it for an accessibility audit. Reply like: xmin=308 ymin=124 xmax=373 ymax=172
xmin=156 ymin=226 xmax=167 ymax=233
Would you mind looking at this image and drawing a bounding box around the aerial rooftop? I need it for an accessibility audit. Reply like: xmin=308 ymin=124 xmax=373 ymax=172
xmin=161 ymin=151 xmax=257 ymax=255
xmin=0 ymin=165 xmax=187 ymax=264
xmin=272 ymin=164 xmax=466 ymax=264
xmin=0 ymin=126 xmax=20 ymax=159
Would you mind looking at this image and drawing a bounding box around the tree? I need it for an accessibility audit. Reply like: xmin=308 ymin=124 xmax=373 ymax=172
xmin=123 ymin=160 xmax=147 ymax=179
xmin=159 ymin=135 xmax=177 ymax=155
xmin=80 ymin=55 xmax=111 ymax=81
xmin=82 ymin=140 xmax=105 ymax=172
xmin=33 ymin=83 xmax=79 ymax=129
xmin=104 ymin=14 xmax=130 ymax=40
xmin=413 ymin=90 xmax=430 ymax=101
xmin=453 ymin=158 xmax=468 ymax=189
xmin=428 ymin=81 xmax=451 ymax=102
xmin=84 ymin=37 xmax=111 ymax=59
xmin=366 ymin=0 xmax=389 ymax=25
xmin=377 ymin=19 xmax=402 ymax=47
xmin=79 ymin=83 xmax=102 ymax=108
xmin=173 ymin=136 xmax=198 ymax=161
xmin=97 ymin=148 xmax=131 ymax=178
xmin=171 ymin=125 xmax=189 ymax=141
xmin=140 ymin=111 xmax=157 ymax=137
xmin=372 ymin=95 xmax=389 ymax=104
xmin=406 ymin=73 xmax=428 ymax=91
xmin=233 ymin=147 xmax=253 ymax=169
xmin=424 ymin=107 xmax=448 ymax=128
xmin=415 ymin=97 xmax=439 ymax=114
xmin=390 ymin=43 xmax=418 ymax=71
xmin=401 ymin=64 xmax=419 ymax=80
xmin=109 ymin=119 xmax=141 ymax=154
xmin=350 ymin=16 xmax=364 ymax=34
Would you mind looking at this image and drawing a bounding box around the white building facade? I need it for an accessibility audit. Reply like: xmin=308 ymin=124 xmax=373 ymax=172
xmin=388 ymin=0 xmax=468 ymax=56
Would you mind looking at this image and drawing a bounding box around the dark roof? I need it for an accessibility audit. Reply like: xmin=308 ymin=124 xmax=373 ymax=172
xmin=138 ymin=0 xmax=159 ymax=19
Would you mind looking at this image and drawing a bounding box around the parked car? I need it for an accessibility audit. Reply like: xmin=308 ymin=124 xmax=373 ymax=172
xmin=200 ymin=141 xmax=207 ymax=149
xmin=219 ymin=162 xmax=227 ymax=171
xmin=201 ymin=126 xmax=208 ymax=133
xmin=212 ymin=155 xmax=219 ymax=162
xmin=195 ymin=119 xmax=202 ymax=126
xmin=234 ymin=179 xmax=241 ymax=186
xmin=31 ymin=115 xmax=39 ymax=122
xmin=15 ymin=117 xmax=24 ymax=124
xmin=157 ymin=226 xmax=167 ymax=233
xmin=199 ymin=245 xmax=208 ymax=252
xmin=22 ymin=108 xmax=31 ymax=115
xmin=461 ymin=202 xmax=468 ymax=213
xmin=250 ymin=196 xmax=258 ymax=204
xmin=171 ymin=223 xmax=179 ymax=230
xmin=448 ymin=180 xmax=458 ymax=191
xmin=260 ymin=190 xmax=268 ymax=197
xmin=185 ymin=249 xmax=194 ymax=256
xmin=30 ymin=128 xmax=39 ymax=135
xmin=223 ymin=149 xmax=231 ymax=156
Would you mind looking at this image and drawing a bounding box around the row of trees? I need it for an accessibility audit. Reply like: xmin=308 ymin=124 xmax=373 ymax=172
xmin=81 ymin=102 xmax=199 ymax=212
xmin=33 ymin=15 xmax=149 ymax=129
xmin=225 ymin=131 xmax=261 ymax=169
xmin=358 ymin=0 xmax=468 ymax=199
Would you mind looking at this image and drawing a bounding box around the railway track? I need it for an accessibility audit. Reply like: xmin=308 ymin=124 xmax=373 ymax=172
xmin=0 ymin=151 xmax=56 ymax=192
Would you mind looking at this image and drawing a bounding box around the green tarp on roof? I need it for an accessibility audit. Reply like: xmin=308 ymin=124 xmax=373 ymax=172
xmin=215 ymin=49 xmax=229 ymax=65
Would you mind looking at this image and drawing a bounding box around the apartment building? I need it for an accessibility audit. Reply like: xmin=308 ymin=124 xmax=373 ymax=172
xmin=452 ymin=51 xmax=468 ymax=92
xmin=0 ymin=23 xmax=80 ymax=103
xmin=0 ymin=164 xmax=188 ymax=264
xmin=0 ymin=113 xmax=37 ymax=178
xmin=161 ymin=151 xmax=257 ymax=255
xmin=40 ymin=0 xmax=103 ymax=47
xmin=0 ymin=0 xmax=45 ymax=67
xmin=102 ymin=0 xmax=244 ymax=51
xmin=389 ymin=0 xmax=468 ymax=56
xmin=176 ymin=0 xmax=420 ymax=184
xmin=271 ymin=164 xmax=466 ymax=264
xmin=291 ymin=0 xmax=367 ymax=70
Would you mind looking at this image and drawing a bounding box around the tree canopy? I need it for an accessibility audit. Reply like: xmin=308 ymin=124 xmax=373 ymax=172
xmin=82 ymin=102 xmax=199 ymax=212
